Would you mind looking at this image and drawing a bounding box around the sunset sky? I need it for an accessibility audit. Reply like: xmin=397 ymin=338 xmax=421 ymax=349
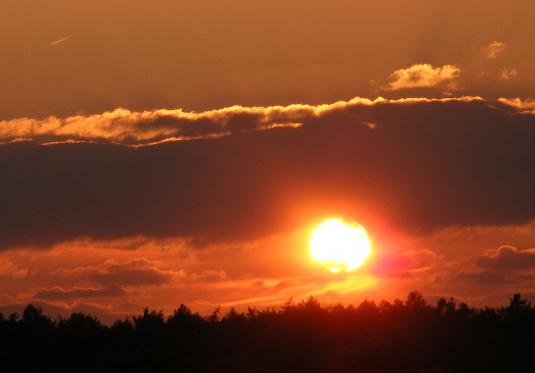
xmin=2 ymin=0 xmax=535 ymax=322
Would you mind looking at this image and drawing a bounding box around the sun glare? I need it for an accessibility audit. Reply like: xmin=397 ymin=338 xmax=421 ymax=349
xmin=310 ymin=218 xmax=372 ymax=273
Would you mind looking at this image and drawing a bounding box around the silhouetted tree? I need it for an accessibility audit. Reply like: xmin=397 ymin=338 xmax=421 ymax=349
xmin=1 ymin=292 xmax=535 ymax=372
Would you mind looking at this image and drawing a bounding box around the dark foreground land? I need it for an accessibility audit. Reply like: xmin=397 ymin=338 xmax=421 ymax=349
xmin=1 ymin=292 xmax=534 ymax=372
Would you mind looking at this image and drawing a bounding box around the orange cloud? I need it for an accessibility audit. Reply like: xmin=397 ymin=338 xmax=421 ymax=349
xmin=33 ymin=285 xmax=126 ymax=302
xmin=384 ymin=64 xmax=461 ymax=92
xmin=0 ymin=259 xmax=29 ymax=279
xmin=497 ymin=97 xmax=535 ymax=113
xmin=500 ymin=68 xmax=518 ymax=80
xmin=484 ymin=41 xmax=506 ymax=59
xmin=0 ymin=96 xmax=480 ymax=147
xmin=1 ymin=219 xmax=535 ymax=319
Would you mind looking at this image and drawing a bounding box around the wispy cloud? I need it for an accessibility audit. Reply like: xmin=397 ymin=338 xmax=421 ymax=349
xmin=500 ymin=68 xmax=518 ymax=80
xmin=484 ymin=41 xmax=506 ymax=59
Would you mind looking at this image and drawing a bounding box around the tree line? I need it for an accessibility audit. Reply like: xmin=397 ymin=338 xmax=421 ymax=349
xmin=1 ymin=291 xmax=534 ymax=372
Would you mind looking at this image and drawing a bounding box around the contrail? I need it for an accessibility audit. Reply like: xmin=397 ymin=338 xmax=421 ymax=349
xmin=50 ymin=36 xmax=71 ymax=46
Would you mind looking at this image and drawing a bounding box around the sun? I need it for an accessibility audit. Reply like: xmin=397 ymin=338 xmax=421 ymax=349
xmin=310 ymin=218 xmax=372 ymax=273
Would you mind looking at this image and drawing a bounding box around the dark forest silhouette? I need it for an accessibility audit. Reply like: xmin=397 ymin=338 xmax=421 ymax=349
xmin=1 ymin=292 xmax=534 ymax=372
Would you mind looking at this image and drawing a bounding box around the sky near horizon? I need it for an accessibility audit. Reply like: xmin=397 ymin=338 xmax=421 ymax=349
xmin=1 ymin=0 xmax=535 ymax=322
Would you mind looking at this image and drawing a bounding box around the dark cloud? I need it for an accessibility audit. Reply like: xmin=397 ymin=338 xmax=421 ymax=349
xmin=452 ymin=246 xmax=535 ymax=287
xmin=52 ymin=259 xmax=174 ymax=287
xmin=455 ymin=270 xmax=523 ymax=286
xmin=33 ymin=285 xmax=126 ymax=301
xmin=1 ymin=97 xmax=535 ymax=250
xmin=454 ymin=270 xmax=535 ymax=288
xmin=478 ymin=246 xmax=535 ymax=272
xmin=88 ymin=259 xmax=173 ymax=286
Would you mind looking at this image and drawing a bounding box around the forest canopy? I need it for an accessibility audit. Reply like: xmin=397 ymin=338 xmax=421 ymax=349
xmin=1 ymin=292 xmax=534 ymax=372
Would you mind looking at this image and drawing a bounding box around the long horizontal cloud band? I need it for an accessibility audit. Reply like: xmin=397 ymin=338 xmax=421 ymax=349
xmin=0 ymin=97 xmax=494 ymax=146
xmin=1 ymin=97 xmax=534 ymax=249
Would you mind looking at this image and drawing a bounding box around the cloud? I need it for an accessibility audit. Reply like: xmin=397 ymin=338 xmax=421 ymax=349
xmin=370 ymin=249 xmax=441 ymax=279
xmin=33 ymin=285 xmax=126 ymax=301
xmin=188 ymin=270 xmax=229 ymax=283
xmin=56 ymin=259 xmax=174 ymax=286
xmin=90 ymin=260 xmax=173 ymax=286
xmin=450 ymin=246 xmax=535 ymax=289
xmin=454 ymin=270 xmax=528 ymax=287
xmin=0 ymin=259 xmax=29 ymax=279
xmin=478 ymin=246 xmax=535 ymax=272
xmin=0 ymin=97 xmax=470 ymax=147
xmin=384 ymin=64 xmax=461 ymax=91
xmin=497 ymin=97 xmax=535 ymax=113
xmin=484 ymin=41 xmax=506 ymax=59
xmin=500 ymin=68 xmax=518 ymax=80
xmin=2 ymin=96 xmax=535 ymax=250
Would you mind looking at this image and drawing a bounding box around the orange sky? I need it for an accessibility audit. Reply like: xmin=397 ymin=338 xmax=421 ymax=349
xmin=1 ymin=0 xmax=534 ymax=120
xmin=1 ymin=0 xmax=535 ymax=322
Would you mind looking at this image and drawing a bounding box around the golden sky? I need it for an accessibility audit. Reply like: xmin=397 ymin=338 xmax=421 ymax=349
xmin=1 ymin=0 xmax=534 ymax=119
xmin=1 ymin=0 xmax=535 ymax=322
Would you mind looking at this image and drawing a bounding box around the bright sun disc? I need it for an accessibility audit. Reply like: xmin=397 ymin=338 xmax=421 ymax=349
xmin=310 ymin=218 xmax=372 ymax=273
